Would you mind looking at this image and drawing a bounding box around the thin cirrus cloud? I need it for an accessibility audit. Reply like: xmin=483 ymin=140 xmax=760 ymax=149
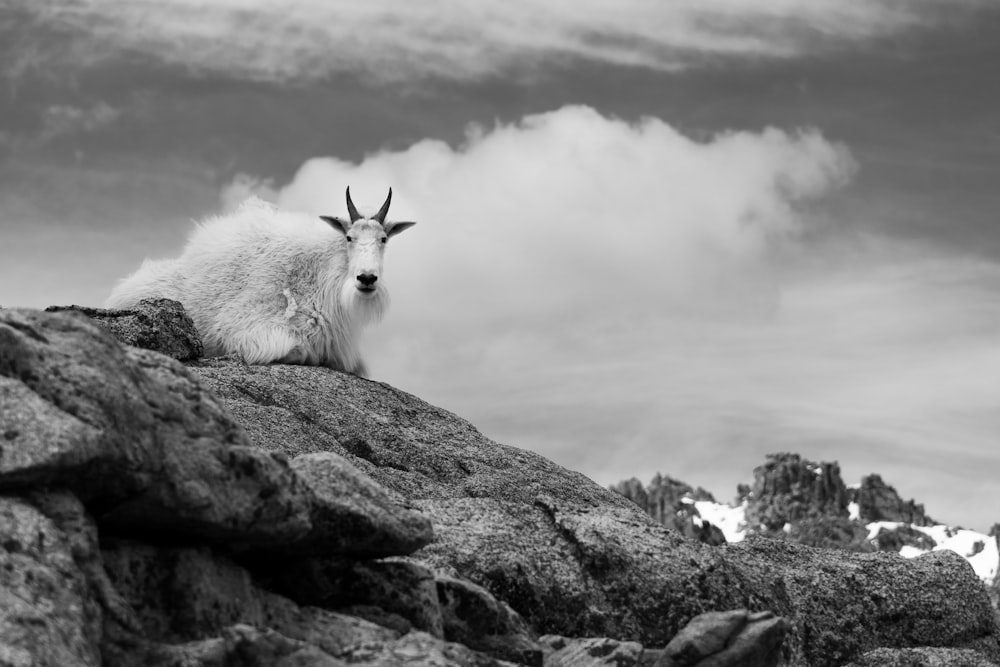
xmin=39 ymin=102 xmax=121 ymax=142
xmin=5 ymin=0 xmax=989 ymax=84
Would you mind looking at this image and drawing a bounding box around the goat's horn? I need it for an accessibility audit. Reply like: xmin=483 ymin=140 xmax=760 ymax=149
xmin=374 ymin=188 xmax=392 ymax=224
xmin=345 ymin=187 xmax=362 ymax=222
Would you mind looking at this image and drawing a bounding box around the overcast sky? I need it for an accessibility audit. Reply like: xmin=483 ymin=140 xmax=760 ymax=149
xmin=2 ymin=0 xmax=999 ymax=529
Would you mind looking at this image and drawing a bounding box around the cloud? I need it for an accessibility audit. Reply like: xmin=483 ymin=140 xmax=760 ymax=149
xmin=271 ymin=105 xmax=854 ymax=331
xmin=230 ymin=105 xmax=1000 ymax=528
xmin=39 ymin=102 xmax=120 ymax=141
xmin=6 ymin=0 xmax=991 ymax=84
xmin=219 ymin=173 xmax=279 ymax=212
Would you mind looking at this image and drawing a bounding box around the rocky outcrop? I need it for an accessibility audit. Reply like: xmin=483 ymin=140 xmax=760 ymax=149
xmin=46 ymin=298 xmax=203 ymax=361
xmin=0 ymin=308 xmax=524 ymax=665
xmin=189 ymin=356 xmax=1000 ymax=665
xmin=869 ymin=524 xmax=937 ymax=552
xmin=744 ymin=453 xmax=850 ymax=532
xmin=539 ymin=636 xmax=648 ymax=666
xmin=3 ymin=303 xmax=999 ymax=667
xmin=611 ymin=475 xmax=726 ymax=546
xmin=853 ymin=474 xmax=933 ymax=526
xmin=660 ymin=609 xmax=789 ymax=667
xmin=844 ymin=647 xmax=1000 ymax=667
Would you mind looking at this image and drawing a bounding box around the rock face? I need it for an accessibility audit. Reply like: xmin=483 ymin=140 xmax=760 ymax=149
xmin=2 ymin=303 xmax=1000 ymax=667
xmin=744 ymin=453 xmax=850 ymax=532
xmin=659 ymin=609 xmax=789 ymax=667
xmin=0 ymin=308 xmax=526 ymax=666
xmin=190 ymin=362 xmax=1000 ymax=665
xmin=46 ymin=298 xmax=203 ymax=361
xmin=610 ymin=474 xmax=726 ymax=546
xmin=853 ymin=474 xmax=933 ymax=526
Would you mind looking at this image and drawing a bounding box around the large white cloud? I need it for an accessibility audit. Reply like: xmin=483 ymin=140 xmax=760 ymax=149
xmin=229 ymin=105 xmax=1000 ymax=528
xmin=269 ymin=106 xmax=853 ymax=334
xmin=8 ymin=0 xmax=990 ymax=83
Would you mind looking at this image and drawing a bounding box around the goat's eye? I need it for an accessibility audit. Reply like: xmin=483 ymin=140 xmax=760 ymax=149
xmin=345 ymin=235 xmax=353 ymax=243
xmin=380 ymin=236 xmax=388 ymax=244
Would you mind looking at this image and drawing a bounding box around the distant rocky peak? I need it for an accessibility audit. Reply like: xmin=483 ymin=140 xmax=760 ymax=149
xmin=852 ymin=473 xmax=934 ymax=526
xmin=745 ymin=453 xmax=849 ymax=532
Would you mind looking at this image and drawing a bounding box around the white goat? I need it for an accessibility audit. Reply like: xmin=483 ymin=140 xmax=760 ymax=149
xmin=106 ymin=188 xmax=416 ymax=376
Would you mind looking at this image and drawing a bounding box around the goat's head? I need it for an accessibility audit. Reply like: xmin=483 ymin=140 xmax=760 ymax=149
xmin=320 ymin=187 xmax=416 ymax=299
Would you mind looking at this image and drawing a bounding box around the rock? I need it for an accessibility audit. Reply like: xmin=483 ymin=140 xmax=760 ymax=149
xmin=611 ymin=474 xmax=726 ymax=546
xmin=854 ymin=474 xmax=933 ymax=526
xmin=0 ymin=309 xmax=427 ymax=560
xmin=727 ymin=538 xmax=998 ymax=666
xmin=869 ymin=523 xmax=938 ymax=552
xmin=190 ymin=624 xmax=349 ymax=667
xmin=114 ymin=625 xmax=350 ymax=667
xmin=782 ymin=516 xmax=874 ymax=552
xmin=191 ymin=359 xmax=1000 ymax=665
xmin=659 ymin=609 xmax=788 ymax=667
xmin=539 ymin=635 xmax=646 ymax=667
xmin=744 ymin=453 xmax=849 ymax=532
xmin=5 ymin=308 xmax=1000 ymax=667
xmin=290 ymin=452 xmax=433 ymax=557
xmin=46 ymin=298 xmax=203 ymax=361
xmin=0 ymin=309 xmax=299 ymax=543
xmin=436 ymin=575 xmax=542 ymax=666
xmin=335 ymin=630 xmax=519 ymax=666
xmin=257 ymin=557 xmax=445 ymax=638
xmin=100 ymin=539 xmax=399 ymax=651
xmin=0 ymin=496 xmax=101 ymax=667
xmin=661 ymin=610 xmax=752 ymax=665
xmin=843 ymin=647 xmax=1000 ymax=667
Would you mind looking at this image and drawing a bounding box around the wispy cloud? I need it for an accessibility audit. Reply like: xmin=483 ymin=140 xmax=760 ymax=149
xmin=39 ymin=102 xmax=120 ymax=141
xmin=6 ymin=0 xmax=991 ymax=84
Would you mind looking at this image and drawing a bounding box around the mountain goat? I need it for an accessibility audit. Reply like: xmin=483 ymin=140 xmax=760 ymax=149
xmin=105 ymin=188 xmax=416 ymax=376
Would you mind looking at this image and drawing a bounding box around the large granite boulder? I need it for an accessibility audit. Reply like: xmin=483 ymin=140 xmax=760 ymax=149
xmin=0 ymin=308 xmax=516 ymax=666
xmin=191 ymin=359 xmax=1000 ymax=666
xmin=3 ymin=304 xmax=998 ymax=666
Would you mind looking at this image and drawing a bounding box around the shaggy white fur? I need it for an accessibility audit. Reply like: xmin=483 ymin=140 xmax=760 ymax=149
xmin=106 ymin=192 xmax=415 ymax=376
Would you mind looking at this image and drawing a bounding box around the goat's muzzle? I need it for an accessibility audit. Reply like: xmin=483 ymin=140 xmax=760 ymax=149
xmin=356 ymin=273 xmax=378 ymax=294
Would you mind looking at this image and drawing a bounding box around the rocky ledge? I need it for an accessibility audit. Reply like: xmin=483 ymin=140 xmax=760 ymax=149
xmin=1 ymin=301 xmax=998 ymax=666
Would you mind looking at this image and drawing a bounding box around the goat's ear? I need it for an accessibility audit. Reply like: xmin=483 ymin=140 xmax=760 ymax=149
xmin=320 ymin=216 xmax=351 ymax=236
xmin=384 ymin=220 xmax=416 ymax=238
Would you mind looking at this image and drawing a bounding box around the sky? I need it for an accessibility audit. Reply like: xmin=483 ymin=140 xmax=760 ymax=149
xmin=2 ymin=0 xmax=999 ymax=529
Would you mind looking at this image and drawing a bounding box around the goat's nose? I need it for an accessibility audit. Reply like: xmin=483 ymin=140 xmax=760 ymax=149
xmin=357 ymin=273 xmax=378 ymax=287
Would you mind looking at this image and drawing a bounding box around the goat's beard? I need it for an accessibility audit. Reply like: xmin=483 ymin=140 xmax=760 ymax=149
xmin=339 ymin=281 xmax=389 ymax=328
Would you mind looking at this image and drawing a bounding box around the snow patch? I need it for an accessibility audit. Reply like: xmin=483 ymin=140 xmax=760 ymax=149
xmin=865 ymin=521 xmax=906 ymax=541
xmin=694 ymin=500 xmax=747 ymax=543
xmin=874 ymin=522 xmax=998 ymax=584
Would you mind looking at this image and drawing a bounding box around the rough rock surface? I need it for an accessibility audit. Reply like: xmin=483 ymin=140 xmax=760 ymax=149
xmin=4 ymin=304 xmax=1000 ymax=667
xmin=843 ymin=647 xmax=1000 ymax=667
xmin=290 ymin=452 xmax=434 ymax=557
xmin=192 ymin=357 xmax=1000 ymax=666
xmin=436 ymin=575 xmax=543 ymax=666
xmin=659 ymin=609 xmax=788 ymax=667
xmin=0 ymin=495 xmax=102 ymax=666
xmin=46 ymin=298 xmax=203 ymax=361
xmin=0 ymin=308 xmax=430 ymax=558
xmin=0 ymin=308 xmax=513 ymax=666
xmin=540 ymin=635 xmax=646 ymax=666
